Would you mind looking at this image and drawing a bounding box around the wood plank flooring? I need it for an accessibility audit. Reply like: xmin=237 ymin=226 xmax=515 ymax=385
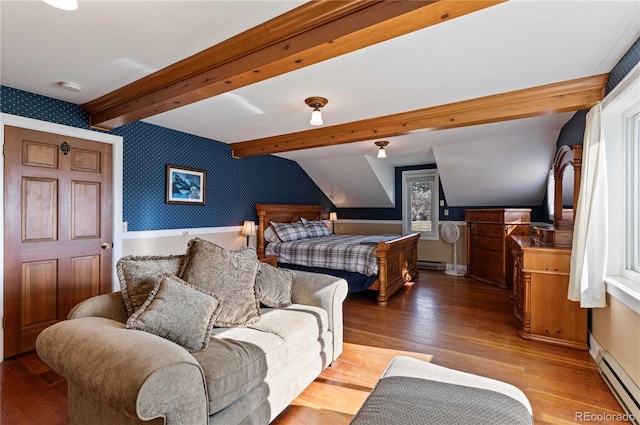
xmin=1 ymin=271 xmax=628 ymax=424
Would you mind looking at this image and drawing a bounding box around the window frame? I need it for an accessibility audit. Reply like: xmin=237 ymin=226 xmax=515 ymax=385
xmin=401 ymin=169 xmax=439 ymax=241
xmin=602 ymin=62 xmax=640 ymax=311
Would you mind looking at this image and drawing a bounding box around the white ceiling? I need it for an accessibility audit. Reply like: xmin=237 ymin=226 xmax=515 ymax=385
xmin=2 ymin=1 xmax=639 ymax=208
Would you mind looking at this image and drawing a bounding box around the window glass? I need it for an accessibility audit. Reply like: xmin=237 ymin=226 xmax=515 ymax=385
xmin=402 ymin=170 xmax=439 ymax=240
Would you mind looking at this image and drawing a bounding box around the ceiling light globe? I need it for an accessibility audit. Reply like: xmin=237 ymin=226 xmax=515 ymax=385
xmin=310 ymin=108 xmax=323 ymax=126
xmin=377 ymin=148 xmax=387 ymax=159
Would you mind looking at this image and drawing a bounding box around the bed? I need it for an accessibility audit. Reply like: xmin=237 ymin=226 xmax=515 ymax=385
xmin=256 ymin=203 xmax=420 ymax=306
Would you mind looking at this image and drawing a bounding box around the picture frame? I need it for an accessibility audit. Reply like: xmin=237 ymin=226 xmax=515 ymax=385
xmin=166 ymin=164 xmax=206 ymax=205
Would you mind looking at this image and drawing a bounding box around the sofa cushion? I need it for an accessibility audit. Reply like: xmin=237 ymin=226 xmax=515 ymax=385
xmin=126 ymin=273 xmax=222 ymax=353
xmin=255 ymin=263 xmax=293 ymax=308
xmin=249 ymin=304 xmax=329 ymax=360
xmin=193 ymin=305 xmax=330 ymax=415
xmin=180 ymin=238 xmax=261 ymax=327
xmin=192 ymin=327 xmax=286 ymax=415
xmin=116 ymin=254 xmax=186 ymax=316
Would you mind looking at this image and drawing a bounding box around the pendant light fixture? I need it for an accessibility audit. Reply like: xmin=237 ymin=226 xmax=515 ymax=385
xmin=375 ymin=141 xmax=389 ymax=158
xmin=305 ymin=97 xmax=328 ymax=126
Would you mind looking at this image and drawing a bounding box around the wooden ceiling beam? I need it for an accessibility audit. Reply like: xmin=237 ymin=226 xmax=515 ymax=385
xmin=83 ymin=0 xmax=504 ymax=130
xmin=230 ymin=74 xmax=608 ymax=158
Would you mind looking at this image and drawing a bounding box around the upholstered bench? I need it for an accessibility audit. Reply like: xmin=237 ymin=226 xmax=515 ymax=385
xmin=350 ymin=356 xmax=533 ymax=425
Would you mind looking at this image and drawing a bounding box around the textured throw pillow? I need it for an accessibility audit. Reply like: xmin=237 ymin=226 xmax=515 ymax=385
xmin=255 ymin=263 xmax=293 ymax=308
xmin=304 ymin=220 xmax=332 ymax=238
xmin=272 ymin=222 xmax=308 ymax=242
xmin=180 ymin=238 xmax=261 ymax=327
xmin=126 ymin=273 xmax=222 ymax=353
xmin=117 ymin=254 xmax=186 ymax=316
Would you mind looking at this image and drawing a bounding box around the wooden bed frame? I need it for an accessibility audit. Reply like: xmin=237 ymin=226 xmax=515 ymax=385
xmin=255 ymin=203 xmax=420 ymax=306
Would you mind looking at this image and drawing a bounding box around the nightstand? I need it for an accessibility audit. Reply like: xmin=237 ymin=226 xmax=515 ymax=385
xmin=258 ymin=255 xmax=278 ymax=267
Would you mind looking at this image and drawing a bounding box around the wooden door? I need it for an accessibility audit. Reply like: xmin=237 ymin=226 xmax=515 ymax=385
xmin=3 ymin=126 xmax=113 ymax=358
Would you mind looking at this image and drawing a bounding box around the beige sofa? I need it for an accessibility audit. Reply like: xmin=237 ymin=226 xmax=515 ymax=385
xmin=36 ymin=269 xmax=348 ymax=425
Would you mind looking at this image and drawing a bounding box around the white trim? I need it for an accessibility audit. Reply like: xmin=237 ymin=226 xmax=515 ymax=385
xmin=604 ymin=276 xmax=640 ymax=314
xmin=588 ymin=332 xmax=603 ymax=361
xmin=0 ymin=113 xmax=123 ymax=362
xmin=122 ymin=226 xmax=244 ymax=239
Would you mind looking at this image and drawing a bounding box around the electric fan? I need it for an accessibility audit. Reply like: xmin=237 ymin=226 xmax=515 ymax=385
xmin=441 ymin=222 xmax=465 ymax=276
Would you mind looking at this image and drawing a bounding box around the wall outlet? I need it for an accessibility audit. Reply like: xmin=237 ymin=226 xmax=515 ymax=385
xmin=440 ymin=200 xmax=445 ymax=206
xmin=182 ymin=230 xmax=189 ymax=236
xmin=444 ymin=209 xmax=449 ymax=216
xmin=122 ymin=222 xmax=127 ymax=232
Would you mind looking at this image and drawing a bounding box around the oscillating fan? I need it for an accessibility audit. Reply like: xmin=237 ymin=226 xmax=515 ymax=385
xmin=441 ymin=222 xmax=465 ymax=276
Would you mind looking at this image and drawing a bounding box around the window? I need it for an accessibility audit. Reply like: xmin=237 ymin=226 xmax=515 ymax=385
xmin=402 ymin=170 xmax=439 ymax=240
xmin=602 ymin=63 xmax=640 ymax=308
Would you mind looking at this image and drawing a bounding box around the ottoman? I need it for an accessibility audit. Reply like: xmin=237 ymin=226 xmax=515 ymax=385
xmin=350 ymin=356 xmax=533 ymax=425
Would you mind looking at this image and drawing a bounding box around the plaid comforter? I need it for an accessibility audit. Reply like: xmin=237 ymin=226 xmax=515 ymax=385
xmin=265 ymin=234 xmax=399 ymax=276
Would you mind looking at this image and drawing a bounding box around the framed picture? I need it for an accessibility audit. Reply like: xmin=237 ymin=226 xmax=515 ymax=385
xmin=166 ymin=164 xmax=206 ymax=205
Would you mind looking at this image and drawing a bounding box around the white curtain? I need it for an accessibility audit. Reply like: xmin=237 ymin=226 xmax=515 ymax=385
xmin=568 ymin=103 xmax=608 ymax=308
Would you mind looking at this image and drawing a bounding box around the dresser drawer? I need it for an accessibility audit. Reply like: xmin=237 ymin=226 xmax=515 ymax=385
xmin=470 ymin=249 xmax=503 ymax=267
xmin=470 ymin=223 xmax=504 ymax=238
xmin=469 ymin=262 xmax=505 ymax=284
xmin=470 ymin=236 xmax=503 ymax=252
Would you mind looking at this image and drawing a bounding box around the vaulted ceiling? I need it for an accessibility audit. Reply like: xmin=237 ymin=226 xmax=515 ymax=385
xmin=2 ymin=1 xmax=638 ymax=208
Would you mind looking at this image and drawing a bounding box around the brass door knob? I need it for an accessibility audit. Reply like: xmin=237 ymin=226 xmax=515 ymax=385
xmin=101 ymin=243 xmax=112 ymax=249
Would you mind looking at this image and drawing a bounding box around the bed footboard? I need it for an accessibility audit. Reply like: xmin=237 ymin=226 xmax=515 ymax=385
xmin=373 ymin=233 xmax=420 ymax=306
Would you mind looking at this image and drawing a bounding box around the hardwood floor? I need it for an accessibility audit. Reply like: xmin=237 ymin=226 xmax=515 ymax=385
xmin=1 ymin=271 xmax=628 ymax=424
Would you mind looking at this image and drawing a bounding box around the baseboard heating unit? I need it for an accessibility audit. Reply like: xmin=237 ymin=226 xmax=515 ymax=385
xmin=597 ymin=351 xmax=639 ymax=424
xmin=417 ymin=260 xmax=446 ymax=271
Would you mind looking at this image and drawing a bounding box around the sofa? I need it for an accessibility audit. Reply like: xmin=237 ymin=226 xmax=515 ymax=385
xmin=35 ymin=238 xmax=349 ymax=425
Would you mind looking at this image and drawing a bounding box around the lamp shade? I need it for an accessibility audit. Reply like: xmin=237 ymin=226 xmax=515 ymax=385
xmin=377 ymin=147 xmax=387 ymax=158
xmin=241 ymin=221 xmax=256 ymax=236
xmin=329 ymin=212 xmax=338 ymax=221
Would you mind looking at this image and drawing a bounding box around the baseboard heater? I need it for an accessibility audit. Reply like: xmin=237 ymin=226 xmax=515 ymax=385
xmin=597 ymin=351 xmax=640 ymax=424
xmin=417 ymin=260 xmax=446 ymax=271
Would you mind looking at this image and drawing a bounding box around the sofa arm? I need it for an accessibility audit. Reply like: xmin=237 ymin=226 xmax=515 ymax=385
xmin=68 ymin=291 xmax=128 ymax=324
xmin=36 ymin=317 xmax=209 ymax=424
xmin=290 ymin=270 xmax=348 ymax=361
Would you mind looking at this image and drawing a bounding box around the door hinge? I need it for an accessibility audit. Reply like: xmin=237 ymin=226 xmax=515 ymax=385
xmin=2 ymin=145 xmax=5 ymax=156
xmin=2 ymin=317 xmax=4 ymax=329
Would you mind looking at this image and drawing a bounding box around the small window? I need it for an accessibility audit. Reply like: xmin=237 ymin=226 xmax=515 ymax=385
xmin=402 ymin=170 xmax=439 ymax=240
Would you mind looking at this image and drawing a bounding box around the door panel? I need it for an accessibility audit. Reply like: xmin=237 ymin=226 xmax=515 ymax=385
xmin=4 ymin=125 xmax=113 ymax=358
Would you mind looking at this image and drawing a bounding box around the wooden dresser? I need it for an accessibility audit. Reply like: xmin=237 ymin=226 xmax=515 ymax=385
xmin=465 ymin=209 xmax=531 ymax=289
xmin=510 ymin=235 xmax=587 ymax=350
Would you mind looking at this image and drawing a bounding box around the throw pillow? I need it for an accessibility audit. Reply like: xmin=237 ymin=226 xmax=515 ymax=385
xmin=264 ymin=225 xmax=282 ymax=243
xmin=271 ymin=222 xmax=308 ymax=242
xmin=180 ymin=238 xmax=261 ymax=327
xmin=116 ymin=254 xmax=186 ymax=316
xmin=304 ymin=220 xmax=332 ymax=238
xmin=126 ymin=273 xmax=222 ymax=353
xmin=255 ymin=263 xmax=293 ymax=308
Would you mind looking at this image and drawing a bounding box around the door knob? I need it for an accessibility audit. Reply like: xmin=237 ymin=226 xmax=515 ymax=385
xmin=101 ymin=243 xmax=112 ymax=249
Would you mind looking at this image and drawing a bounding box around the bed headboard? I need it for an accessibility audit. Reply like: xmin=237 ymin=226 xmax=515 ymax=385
xmin=255 ymin=203 xmax=325 ymax=256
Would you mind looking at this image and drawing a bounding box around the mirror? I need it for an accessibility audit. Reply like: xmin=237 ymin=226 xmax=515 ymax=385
xmin=553 ymin=144 xmax=582 ymax=226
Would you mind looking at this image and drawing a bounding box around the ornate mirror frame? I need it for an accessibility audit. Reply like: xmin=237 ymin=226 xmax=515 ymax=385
xmin=553 ymin=144 xmax=582 ymax=226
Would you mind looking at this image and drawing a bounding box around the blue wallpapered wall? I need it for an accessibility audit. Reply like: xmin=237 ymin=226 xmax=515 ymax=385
xmin=0 ymin=86 xmax=333 ymax=231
